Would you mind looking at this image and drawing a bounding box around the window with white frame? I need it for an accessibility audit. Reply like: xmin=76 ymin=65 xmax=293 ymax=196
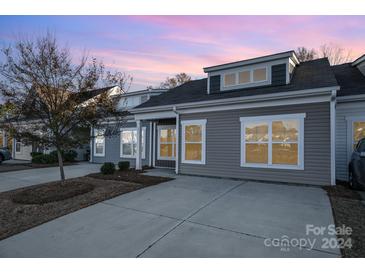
xmin=240 ymin=114 xmax=305 ymax=169
xmin=182 ymin=120 xmax=206 ymax=164
xmin=94 ymin=129 xmax=105 ymax=157
xmin=253 ymin=67 xmax=267 ymax=82
xmin=158 ymin=125 xmax=176 ymax=160
xmin=223 ymin=66 xmax=268 ymax=88
xmin=120 ymin=127 xmax=146 ymax=159
xmin=224 ymin=73 xmax=236 ymax=86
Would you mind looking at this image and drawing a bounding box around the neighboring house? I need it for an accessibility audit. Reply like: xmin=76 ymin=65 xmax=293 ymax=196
xmin=90 ymin=88 xmax=167 ymax=165
xmin=5 ymin=85 xmax=123 ymax=161
xmin=90 ymin=50 xmax=365 ymax=186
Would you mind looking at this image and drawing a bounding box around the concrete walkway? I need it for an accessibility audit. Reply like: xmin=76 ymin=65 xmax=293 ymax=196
xmin=0 ymin=162 xmax=101 ymax=192
xmin=0 ymin=170 xmax=340 ymax=257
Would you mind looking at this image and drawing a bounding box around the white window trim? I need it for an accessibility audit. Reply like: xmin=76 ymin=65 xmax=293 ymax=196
xmin=240 ymin=113 xmax=305 ymax=170
xmin=181 ymin=119 xmax=207 ymax=165
xmin=120 ymin=127 xmax=146 ymax=159
xmin=223 ymin=66 xmax=269 ymax=88
xmin=346 ymin=116 xmax=365 ymax=163
xmin=157 ymin=125 xmax=176 ymax=160
xmin=93 ymin=129 xmax=105 ymax=157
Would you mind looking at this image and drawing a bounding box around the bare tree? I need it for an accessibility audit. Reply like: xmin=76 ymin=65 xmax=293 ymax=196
xmin=160 ymin=73 xmax=191 ymax=89
xmin=0 ymin=34 xmax=130 ymax=181
xmin=319 ymin=43 xmax=353 ymax=65
xmin=295 ymin=47 xmax=317 ymax=62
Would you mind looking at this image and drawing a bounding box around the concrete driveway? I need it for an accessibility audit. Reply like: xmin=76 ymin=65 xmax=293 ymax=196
xmin=0 ymin=162 xmax=101 ymax=192
xmin=0 ymin=170 xmax=340 ymax=257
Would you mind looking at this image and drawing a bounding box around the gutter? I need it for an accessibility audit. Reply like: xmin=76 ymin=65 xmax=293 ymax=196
xmin=130 ymin=86 xmax=340 ymax=114
xmin=337 ymin=94 xmax=365 ymax=103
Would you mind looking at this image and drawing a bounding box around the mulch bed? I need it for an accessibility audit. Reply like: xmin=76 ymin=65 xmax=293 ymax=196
xmin=323 ymin=183 xmax=365 ymax=257
xmin=0 ymin=170 xmax=173 ymax=241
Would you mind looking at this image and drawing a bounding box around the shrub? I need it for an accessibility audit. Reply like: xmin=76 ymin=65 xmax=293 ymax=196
xmin=118 ymin=161 xmax=130 ymax=171
xmin=101 ymin=162 xmax=115 ymax=175
xmin=30 ymin=152 xmax=43 ymax=159
xmin=49 ymin=150 xmax=61 ymax=162
xmin=64 ymin=150 xmax=77 ymax=162
xmin=31 ymin=154 xmax=57 ymax=164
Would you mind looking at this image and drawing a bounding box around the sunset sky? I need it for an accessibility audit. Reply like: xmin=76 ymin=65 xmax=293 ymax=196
xmin=0 ymin=16 xmax=364 ymax=91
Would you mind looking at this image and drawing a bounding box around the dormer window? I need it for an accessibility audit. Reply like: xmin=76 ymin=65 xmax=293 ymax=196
xmin=238 ymin=70 xmax=250 ymax=84
xmin=222 ymin=66 xmax=268 ymax=88
xmin=204 ymin=51 xmax=300 ymax=94
xmin=253 ymin=67 xmax=267 ymax=82
xmin=224 ymin=73 xmax=236 ymax=86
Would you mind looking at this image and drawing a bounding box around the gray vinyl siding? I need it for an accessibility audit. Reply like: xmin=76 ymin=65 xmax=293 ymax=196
xmin=209 ymin=75 xmax=221 ymax=93
xmin=271 ymin=63 xmax=287 ymax=86
xmin=179 ymin=102 xmax=331 ymax=186
xmin=92 ymin=121 xmax=150 ymax=167
xmin=335 ymin=100 xmax=365 ymax=181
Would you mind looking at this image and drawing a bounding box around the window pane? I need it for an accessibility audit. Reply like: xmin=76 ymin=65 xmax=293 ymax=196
xmin=122 ymin=131 xmax=133 ymax=144
xmin=185 ymin=125 xmax=202 ymax=142
xmin=245 ymin=144 xmax=268 ymax=164
xmin=224 ymin=73 xmax=236 ymax=86
xmin=245 ymin=122 xmax=268 ymax=142
xmin=238 ymin=71 xmax=250 ymax=84
xmin=272 ymin=120 xmax=299 ymax=142
xmin=95 ymin=143 xmax=104 ymax=154
xmin=123 ymin=143 xmax=132 ymax=155
xmin=353 ymin=122 xmax=365 ymax=143
xmin=133 ymin=144 xmax=137 ymax=155
xmin=160 ymin=128 xmax=175 ymax=142
xmin=160 ymin=144 xmax=174 ymax=158
xmin=185 ymin=143 xmax=202 ymax=161
xmin=16 ymin=142 xmax=21 ymax=152
xmin=253 ymin=68 xmax=266 ymax=82
xmin=272 ymin=143 xmax=298 ymax=165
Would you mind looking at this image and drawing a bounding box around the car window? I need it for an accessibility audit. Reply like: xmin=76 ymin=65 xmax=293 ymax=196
xmin=357 ymin=140 xmax=365 ymax=152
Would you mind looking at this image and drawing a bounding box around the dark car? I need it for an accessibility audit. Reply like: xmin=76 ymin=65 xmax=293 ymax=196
xmin=0 ymin=147 xmax=12 ymax=164
xmin=349 ymin=137 xmax=365 ymax=190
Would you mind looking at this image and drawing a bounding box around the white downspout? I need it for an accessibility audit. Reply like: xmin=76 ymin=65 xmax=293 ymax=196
xmin=149 ymin=121 xmax=152 ymax=167
xmin=89 ymin=127 xmax=93 ymax=163
xmin=136 ymin=120 xmax=142 ymax=170
xmin=330 ymin=90 xmax=337 ymax=186
xmin=173 ymin=106 xmax=179 ymax=174
xmin=152 ymin=122 xmax=156 ymax=167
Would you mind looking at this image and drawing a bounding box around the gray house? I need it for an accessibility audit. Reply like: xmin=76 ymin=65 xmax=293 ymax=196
xmin=91 ymin=51 xmax=365 ymax=186
xmin=7 ymin=86 xmax=124 ymax=161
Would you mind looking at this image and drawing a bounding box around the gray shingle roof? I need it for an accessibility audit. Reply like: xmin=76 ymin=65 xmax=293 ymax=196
xmin=331 ymin=63 xmax=365 ymax=97
xmin=135 ymin=58 xmax=338 ymax=109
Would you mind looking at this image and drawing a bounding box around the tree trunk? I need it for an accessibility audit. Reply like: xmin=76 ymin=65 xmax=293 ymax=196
xmin=57 ymin=149 xmax=65 ymax=182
